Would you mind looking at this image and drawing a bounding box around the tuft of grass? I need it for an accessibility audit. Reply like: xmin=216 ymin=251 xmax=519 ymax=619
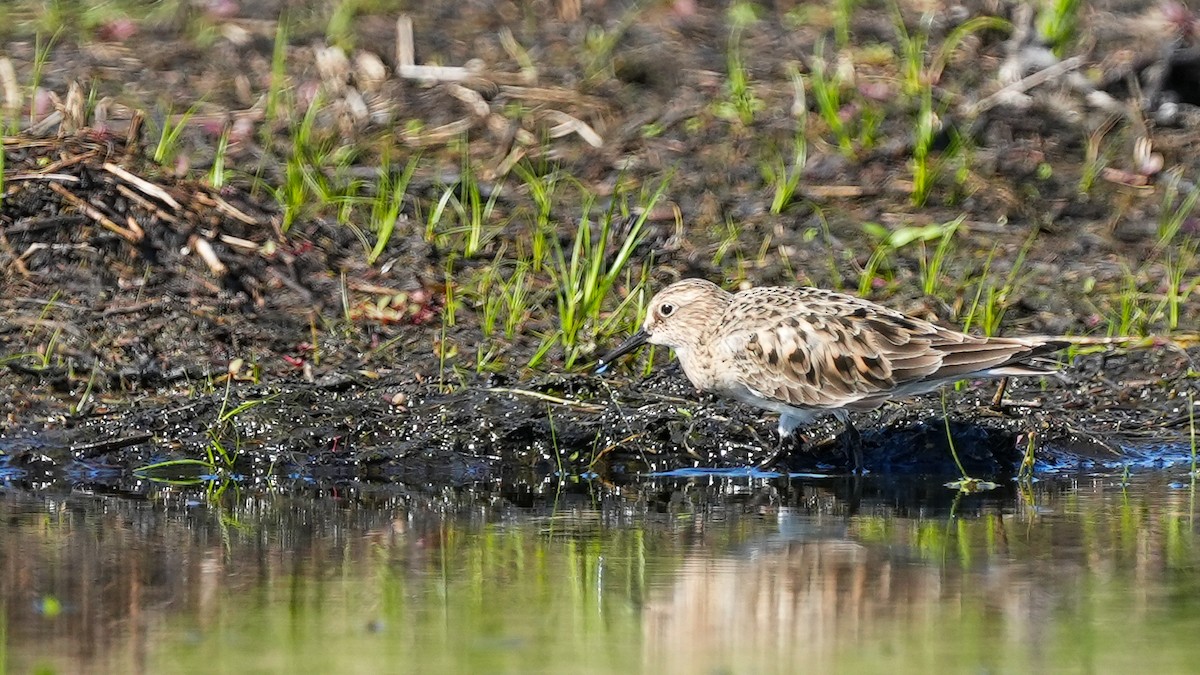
xmin=1085 ymin=171 xmax=1200 ymax=335
xmin=513 ymin=162 xmax=561 ymax=273
xmin=893 ymin=9 xmax=930 ymax=99
xmin=808 ymin=41 xmax=854 ymax=156
xmin=859 ymin=219 xmax=961 ymax=297
xmin=761 ymin=141 xmax=806 ymax=214
xmin=711 ymin=217 xmax=745 ymax=270
xmin=366 ymin=154 xmax=420 ymax=264
xmin=1085 ymin=173 xmax=1200 ymax=337
xmin=326 ymin=0 xmax=357 ymax=50
xmin=456 ymin=162 xmax=503 ymax=258
xmin=208 ymin=122 xmax=230 ymax=188
xmin=265 ymin=18 xmax=290 ymax=125
xmin=919 ymin=216 xmax=963 ymax=296
xmin=274 ymin=94 xmax=352 ymax=232
xmin=278 ymin=149 xmax=312 ymax=232
xmin=334 ymin=175 xmax=365 ymax=236
xmin=136 ymin=381 xmax=276 ymax=480
xmin=19 ymin=291 xmax=64 ymax=370
xmin=961 ymin=230 xmax=1036 ymax=337
xmin=23 ymin=30 xmax=60 ymax=130
xmin=762 ymin=70 xmax=809 ymax=214
xmin=1079 ymin=117 xmax=1117 ymax=194
xmin=202 ymin=391 xmax=263 ymax=470
xmin=713 ymin=3 xmax=763 ymax=127
xmin=425 ymin=151 xmax=503 ymax=259
xmin=832 ymin=0 xmax=856 ymax=48
xmin=473 ymin=250 xmax=508 ymax=341
xmin=1107 ymin=267 xmax=1145 ymax=337
xmin=1160 ymin=242 xmax=1198 ymax=331
xmin=27 ymin=2 xmax=70 ymax=39
xmin=502 ymin=263 xmax=533 ymax=340
xmin=545 ymin=177 xmax=670 ymax=369
xmin=1037 ymin=0 xmax=1082 ymax=56
xmin=152 ymin=102 xmax=201 ymax=167
xmin=441 ymin=255 xmax=459 ymax=328
xmin=580 ymin=3 xmax=642 ymax=80
xmin=896 ymin=12 xmax=1010 ymax=205
xmin=1157 ymin=172 xmax=1200 ymax=245
xmin=910 ymin=85 xmax=938 ymax=207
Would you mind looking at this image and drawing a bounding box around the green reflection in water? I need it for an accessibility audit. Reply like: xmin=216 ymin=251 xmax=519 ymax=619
xmin=163 ymin=528 xmax=653 ymax=673
xmin=3 ymin=475 xmax=1200 ymax=674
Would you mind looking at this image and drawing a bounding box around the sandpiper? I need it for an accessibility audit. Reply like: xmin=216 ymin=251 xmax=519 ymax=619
xmin=597 ymin=278 xmax=1073 ymax=469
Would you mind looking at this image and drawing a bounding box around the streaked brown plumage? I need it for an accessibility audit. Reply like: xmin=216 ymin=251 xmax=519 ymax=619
xmin=598 ymin=279 xmax=1070 ymax=458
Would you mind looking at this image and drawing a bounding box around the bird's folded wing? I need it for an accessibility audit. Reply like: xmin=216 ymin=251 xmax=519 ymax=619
xmin=719 ymin=285 xmax=1065 ymax=410
xmin=722 ymin=307 xmax=942 ymax=409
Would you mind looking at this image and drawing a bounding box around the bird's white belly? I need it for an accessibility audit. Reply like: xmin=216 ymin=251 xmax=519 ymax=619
xmin=677 ymin=347 xmax=843 ymax=437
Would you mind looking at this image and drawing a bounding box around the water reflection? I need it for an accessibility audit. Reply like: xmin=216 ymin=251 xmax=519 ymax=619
xmin=3 ymin=474 xmax=1200 ymax=673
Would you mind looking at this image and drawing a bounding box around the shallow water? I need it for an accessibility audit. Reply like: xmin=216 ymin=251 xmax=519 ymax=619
xmin=5 ymin=471 xmax=1200 ymax=674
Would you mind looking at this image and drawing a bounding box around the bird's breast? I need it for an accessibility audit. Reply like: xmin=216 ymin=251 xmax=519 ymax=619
xmin=681 ymin=345 xmax=753 ymax=401
xmin=673 ymin=347 xmax=718 ymax=392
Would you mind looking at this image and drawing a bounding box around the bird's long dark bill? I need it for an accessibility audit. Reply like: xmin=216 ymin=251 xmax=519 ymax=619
xmin=594 ymin=329 xmax=650 ymax=374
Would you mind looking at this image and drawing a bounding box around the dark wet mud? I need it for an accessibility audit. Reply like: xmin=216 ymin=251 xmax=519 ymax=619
xmin=2 ymin=328 xmax=1196 ymax=488
xmin=2 ymin=1 xmax=1200 ymax=489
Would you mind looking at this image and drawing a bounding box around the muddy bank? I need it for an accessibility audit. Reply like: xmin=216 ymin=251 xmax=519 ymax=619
xmin=2 ymin=1 xmax=1200 ymax=487
xmin=1 ymin=328 xmax=1197 ymax=487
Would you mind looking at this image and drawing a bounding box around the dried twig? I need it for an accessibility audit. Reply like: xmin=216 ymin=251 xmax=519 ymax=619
xmin=113 ymin=184 xmax=180 ymax=223
xmin=189 ymin=235 xmax=228 ymax=276
xmin=485 ymin=387 xmax=605 ymax=412
xmin=499 ymin=85 xmax=605 ymax=108
xmin=38 ymin=150 xmax=98 ymax=175
xmin=542 ymin=110 xmax=603 ymax=147
xmin=217 ymin=234 xmax=260 ymax=251
xmin=400 ymin=118 xmax=473 ymax=146
xmin=966 ymin=55 xmax=1085 ymax=118
xmin=6 ymin=173 xmax=80 ymax=183
xmin=124 ymin=109 xmax=143 ymax=160
xmin=0 ymin=57 xmax=18 ymax=114
xmin=446 ymin=83 xmax=491 ymax=118
xmin=395 ymin=16 xmax=474 ymax=82
xmin=103 ymin=162 xmax=182 ymax=210
xmin=47 ymin=182 xmax=141 ymax=243
xmin=193 ymin=192 xmax=259 ymax=225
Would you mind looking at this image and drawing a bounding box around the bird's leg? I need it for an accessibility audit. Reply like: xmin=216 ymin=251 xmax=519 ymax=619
xmin=758 ymin=415 xmax=806 ymax=470
xmin=758 ymin=420 xmax=806 ymax=468
xmin=990 ymin=376 xmax=1011 ymax=409
xmin=841 ymin=419 xmax=864 ymax=474
xmin=757 ymin=431 xmax=803 ymax=470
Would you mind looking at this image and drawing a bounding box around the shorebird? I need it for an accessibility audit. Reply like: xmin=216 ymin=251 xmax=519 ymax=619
xmin=596 ymin=278 xmax=1076 ymax=470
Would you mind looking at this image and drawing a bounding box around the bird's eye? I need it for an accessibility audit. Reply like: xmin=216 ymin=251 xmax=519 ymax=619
xmin=659 ymin=303 xmax=675 ymax=317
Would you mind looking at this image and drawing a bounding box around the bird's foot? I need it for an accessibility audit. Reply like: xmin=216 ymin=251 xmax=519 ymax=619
xmin=840 ymin=423 xmax=866 ymax=474
xmin=757 ymin=432 xmax=804 ymax=471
